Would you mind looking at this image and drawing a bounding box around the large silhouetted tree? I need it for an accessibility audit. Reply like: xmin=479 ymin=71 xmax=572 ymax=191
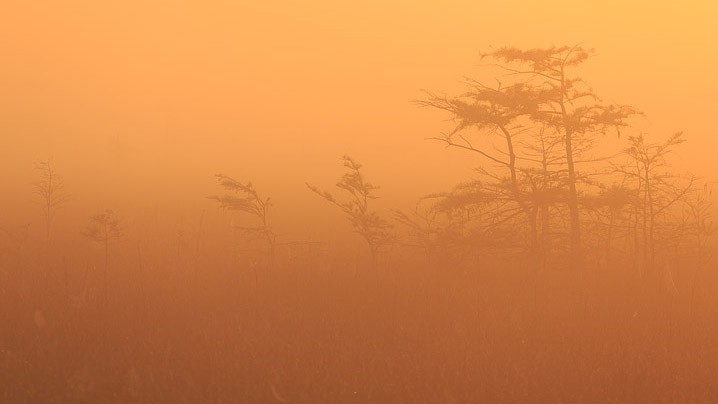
xmin=421 ymin=45 xmax=640 ymax=265
xmin=485 ymin=45 xmax=639 ymax=264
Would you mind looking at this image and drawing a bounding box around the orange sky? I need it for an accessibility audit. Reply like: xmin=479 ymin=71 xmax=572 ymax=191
xmin=2 ymin=0 xmax=717 ymax=239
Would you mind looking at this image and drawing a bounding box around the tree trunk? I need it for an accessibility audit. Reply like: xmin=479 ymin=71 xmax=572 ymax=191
xmin=559 ymin=71 xmax=582 ymax=267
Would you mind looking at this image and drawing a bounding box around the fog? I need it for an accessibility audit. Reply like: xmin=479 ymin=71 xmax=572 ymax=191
xmin=2 ymin=1 xmax=718 ymax=402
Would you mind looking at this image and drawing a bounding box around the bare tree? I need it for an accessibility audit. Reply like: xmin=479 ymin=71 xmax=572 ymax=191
xmin=34 ymin=158 xmax=70 ymax=249
xmin=82 ymin=209 xmax=123 ymax=297
xmin=614 ymin=132 xmax=695 ymax=277
xmin=392 ymin=201 xmax=441 ymax=255
xmin=582 ymin=183 xmax=639 ymax=268
xmin=682 ymin=183 xmax=716 ymax=323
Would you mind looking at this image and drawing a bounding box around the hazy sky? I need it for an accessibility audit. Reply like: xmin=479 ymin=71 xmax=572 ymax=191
xmin=2 ymin=0 xmax=717 ymax=238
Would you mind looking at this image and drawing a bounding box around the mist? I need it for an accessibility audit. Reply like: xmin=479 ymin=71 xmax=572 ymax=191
xmin=2 ymin=1 xmax=718 ymax=402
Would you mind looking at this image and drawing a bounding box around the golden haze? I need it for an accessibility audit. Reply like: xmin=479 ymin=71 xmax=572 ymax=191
xmin=2 ymin=1 xmax=718 ymax=402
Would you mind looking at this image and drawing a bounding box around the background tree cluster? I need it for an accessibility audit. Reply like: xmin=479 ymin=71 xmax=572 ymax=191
xmin=205 ymin=46 xmax=714 ymax=292
xmin=413 ymin=45 xmax=712 ymax=284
